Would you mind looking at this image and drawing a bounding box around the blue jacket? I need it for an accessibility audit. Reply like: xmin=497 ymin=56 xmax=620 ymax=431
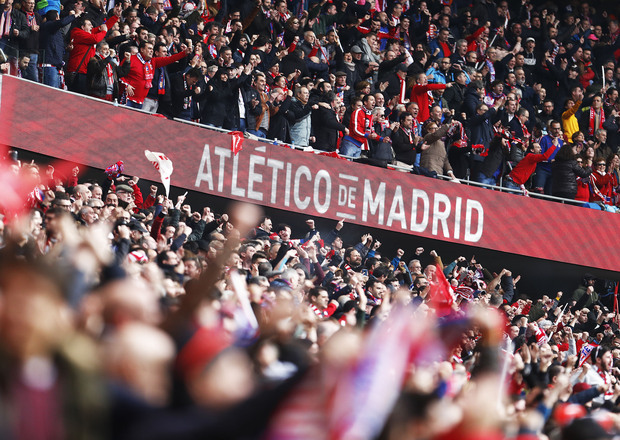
xmin=39 ymin=14 xmax=76 ymax=67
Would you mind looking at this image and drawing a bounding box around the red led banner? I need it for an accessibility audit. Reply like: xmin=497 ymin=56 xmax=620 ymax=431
xmin=1 ymin=75 xmax=618 ymax=271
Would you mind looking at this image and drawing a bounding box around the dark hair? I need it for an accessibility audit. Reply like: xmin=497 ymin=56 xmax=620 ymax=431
xmin=365 ymin=278 xmax=382 ymax=290
xmin=308 ymin=286 xmax=326 ymax=299
xmin=322 ymin=90 xmax=337 ymax=104
xmin=153 ymin=42 xmax=167 ymax=54
xmin=399 ymin=111 xmax=412 ymax=122
xmin=372 ymin=265 xmax=389 ymax=279
xmin=554 ymin=143 xmax=577 ymax=162
xmin=185 ymin=67 xmax=202 ymax=79
xmin=593 ymin=345 xmax=612 ymax=361
xmin=45 ymin=10 xmax=59 ymax=20
xmin=274 ymin=223 xmax=291 ymax=234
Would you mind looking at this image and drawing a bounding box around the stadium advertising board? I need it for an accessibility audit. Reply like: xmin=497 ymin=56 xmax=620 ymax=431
xmin=0 ymin=75 xmax=618 ymax=272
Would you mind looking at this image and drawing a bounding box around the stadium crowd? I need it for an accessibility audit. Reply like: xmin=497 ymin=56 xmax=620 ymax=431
xmin=1 ymin=0 xmax=620 ymax=203
xmin=0 ymin=152 xmax=619 ymax=439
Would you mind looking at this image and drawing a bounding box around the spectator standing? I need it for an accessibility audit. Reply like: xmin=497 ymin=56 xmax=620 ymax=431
xmin=289 ymin=86 xmax=317 ymax=147
xmin=66 ymin=14 xmax=119 ymax=94
xmin=0 ymin=0 xmax=28 ymax=70
xmin=120 ymin=40 xmax=190 ymax=109
xmin=86 ymin=41 xmax=130 ymax=101
xmin=38 ymin=9 xmax=78 ymax=88
xmin=551 ymin=143 xmax=592 ymax=200
xmin=311 ymin=91 xmax=347 ymax=152
xmin=409 ymin=72 xmax=450 ymax=123
xmin=15 ymin=0 xmax=40 ymax=82
xmin=420 ymin=120 xmax=457 ymax=180
xmin=341 ymin=93 xmax=376 ymax=158
xmin=534 ymin=120 xmax=564 ymax=194
xmin=392 ymin=111 xmax=424 ymax=166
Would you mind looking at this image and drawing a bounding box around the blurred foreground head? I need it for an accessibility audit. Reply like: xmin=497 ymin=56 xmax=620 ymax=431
xmin=0 ymin=255 xmax=72 ymax=361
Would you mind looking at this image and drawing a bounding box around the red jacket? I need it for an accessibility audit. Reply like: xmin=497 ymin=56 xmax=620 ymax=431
xmin=590 ymin=170 xmax=614 ymax=202
xmin=409 ymin=83 xmax=446 ymax=122
xmin=67 ymin=16 xmax=118 ymax=74
xmin=120 ymin=51 xmax=187 ymax=104
xmin=508 ymin=145 xmax=557 ymax=185
xmin=348 ymin=107 xmax=374 ymax=150
xmin=575 ymin=177 xmax=590 ymax=202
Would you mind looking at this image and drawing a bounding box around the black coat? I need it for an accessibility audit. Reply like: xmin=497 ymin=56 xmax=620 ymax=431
xmin=169 ymin=72 xmax=198 ymax=118
xmin=86 ymin=55 xmax=130 ymax=99
xmin=463 ymin=86 xmax=482 ymax=119
xmin=3 ymin=7 xmax=29 ymax=57
xmin=280 ymin=53 xmax=310 ymax=79
xmin=392 ymin=128 xmax=419 ymax=165
xmin=200 ymin=73 xmax=248 ymax=128
xmin=443 ymin=82 xmax=466 ymax=114
xmin=311 ymin=106 xmax=346 ymax=152
xmin=469 ymin=107 xmax=497 ymax=148
xmin=16 ymin=9 xmax=41 ymax=53
xmin=267 ymin=96 xmax=295 ymax=143
xmin=551 ymin=159 xmax=592 ymax=199
xmin=479 ymin=137 xmax=509 ymax=179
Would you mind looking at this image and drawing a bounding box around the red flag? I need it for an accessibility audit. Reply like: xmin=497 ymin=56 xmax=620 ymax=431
xmin=230 ymin=131 xmax=244 ymax=155
xmin=316 ymin=151 xmax=347 ymax=160
xmin=427 ymin=264 xmax=454 ymax=316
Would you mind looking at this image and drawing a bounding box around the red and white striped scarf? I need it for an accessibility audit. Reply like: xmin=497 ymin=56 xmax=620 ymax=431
xmin=589 ymin=107 xmax=605 ymax=136
xmin=0 ymin=9 xmax=12 ymax=37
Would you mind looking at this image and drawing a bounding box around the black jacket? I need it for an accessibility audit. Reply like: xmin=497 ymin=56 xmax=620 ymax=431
xmin=2 ymin=7 xmax=29 ymax=57
xmin=392 ymin=127 xmax=419 ymax=165
xmin=311 ymin=106 xmax=346 ymax=152
xmin=86 ymin=55 xmax=130 ymax=99
xmin=199 ymin=73 xmax=249 ymax=128
xmin=479 ymin=137 xmax=509 ymax=179
xmin=551 ymin=159 xmax=592 ymax=199
xmin=169 ymin=72 xmax=197 ymax=118
xmin=267 ymin=96 xmax=295 ymax=143
xmin=16 ymin=9 xmax=41 ymax=53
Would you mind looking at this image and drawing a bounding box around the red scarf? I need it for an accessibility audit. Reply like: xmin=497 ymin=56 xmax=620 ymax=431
xmin=0 ymin=10 xmax=12 ymax=37
xmin=138 ymin=53 xmax=154 ymax=88
xmin=595 ymin=365 xmax=614 ymax=399
xmin=402 ymin=127 xmax=413 ymax=144
xmin=439 ymin=41 xmax=452 ymax=56
xmin=26 ymin=11 xmax=35 ymax=26
xmin=398 ymin=75 xmax=407 ymax=104
xmin=589 ymin=107 xmax=605 ymax=136
xmin=520 ymin=121 xmax=530 ymax=140
xmin=105 ymin=60 xmax=113 ymax=85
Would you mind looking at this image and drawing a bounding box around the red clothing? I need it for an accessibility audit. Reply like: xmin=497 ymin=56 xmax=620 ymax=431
xmin=348 ymin=107 xmax=374 ymax=150
xmin=579 ymin=64 xmax=595 ymax=89
xmin=508 ymin=145 xmax=557 ymax=185
xmin=67 ymin=16 xmax=119 ymax=74
xmin=120 ymin=51 xmax=187 ymax=104
xmin=466 ymin=26 xmax=487 ymax=54
xmin=310 ymin=302 xmax=337 ymax=319
xmin=575 ymin=177 xmax=590 ymax=202
xmin=590 ymin=170 xmax=614 ymax=202
xmin=409 ymin=83 xmax=446 ymax=122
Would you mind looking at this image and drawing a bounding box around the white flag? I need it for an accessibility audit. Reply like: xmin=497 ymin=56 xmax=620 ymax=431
xmin=144 ymin=150 xmax=173 ymax=197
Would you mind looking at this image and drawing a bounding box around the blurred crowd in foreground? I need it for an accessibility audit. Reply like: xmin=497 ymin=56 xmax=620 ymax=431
xmin=0 ymin=152 xmax=620 ymax=440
